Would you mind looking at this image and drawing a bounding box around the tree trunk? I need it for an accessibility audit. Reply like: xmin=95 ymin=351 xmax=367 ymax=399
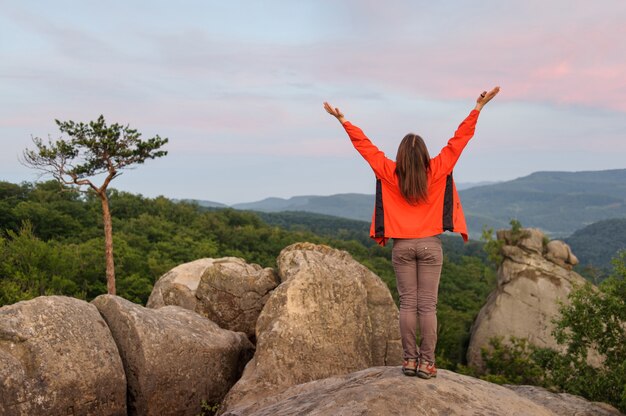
xmin=99 ymin=192 xmax=116 ymax=295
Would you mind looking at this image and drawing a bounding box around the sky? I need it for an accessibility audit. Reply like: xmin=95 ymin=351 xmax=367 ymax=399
xmin=1 ymin=1 xmax=625 ymax=205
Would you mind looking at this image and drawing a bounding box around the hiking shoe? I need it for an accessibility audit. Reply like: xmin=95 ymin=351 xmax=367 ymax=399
xmin=402 ymin=358 xmax=418 ymax=376
xmin=417 ymin=360 xmax=437 ymax=379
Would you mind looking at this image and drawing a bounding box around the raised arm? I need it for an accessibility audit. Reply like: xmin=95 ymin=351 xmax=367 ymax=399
xmin=324 ymin=102 xmax=395 ymax=181
xmin=430 ymin=86 xmax=500 ymax=178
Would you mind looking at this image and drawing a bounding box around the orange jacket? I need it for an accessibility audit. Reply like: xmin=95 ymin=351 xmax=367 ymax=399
xmin=342 ymin=109 xmax=480 ymax=246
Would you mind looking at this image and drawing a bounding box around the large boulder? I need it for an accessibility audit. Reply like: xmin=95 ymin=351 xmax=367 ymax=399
xmin=147 ymin=257 xmax=279 ymax=341
xmin=497 ymin=227 xmax=546 ymax=255
xmin=467 ymin=228 xmax=590 ymax=369
xmin=220 ymin=366 xmax=557 ymax=416
xmin=195 ymin=258 xmax=279 ymax=341
xmin=0 ymin=296 xmax=126 ymax=416
xmin=221 ymin=242 xmax=402 ymax=412
xmin=545 ymin=240 xmax=579 ymax=269
xmin=146 ymin=258 xmax=218 ymax=309
xmin=92 ymin=295 xmax=254 ymax=416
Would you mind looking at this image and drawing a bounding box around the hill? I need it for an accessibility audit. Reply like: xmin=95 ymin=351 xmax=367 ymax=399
xmin=232 ymin=193 xmax=375 ymax=220
xmin=173 ymin=198 xmax=227 ymax=208
xmin=227 ymin=169 xmax=626 ymax=239
xmin=460 ymin=169 xmax=626 ymax=237
xmin=564 ymin=218 xmax=626 ymax=272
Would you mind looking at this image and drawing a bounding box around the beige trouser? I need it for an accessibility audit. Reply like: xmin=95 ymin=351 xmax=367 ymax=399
xmin=391 ymin=236 xmax=443 ymax=363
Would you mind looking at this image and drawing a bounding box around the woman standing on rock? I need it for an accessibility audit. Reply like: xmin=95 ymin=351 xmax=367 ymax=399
xmin=324 ymin=87 xmax=500 ymax=378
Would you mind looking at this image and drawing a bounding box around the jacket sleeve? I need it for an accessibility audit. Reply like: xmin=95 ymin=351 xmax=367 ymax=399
xmin=430 ymin=109 xmax=480 ymax=179
xmin=342 ymin=121 xmax=395 ymax=181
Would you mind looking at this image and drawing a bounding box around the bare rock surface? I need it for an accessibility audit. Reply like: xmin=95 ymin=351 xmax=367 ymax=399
xmin=506 ymin=385 xmax=624 ymax=416
xmin=545 ymin=240 xmax=579 ymax=269
xmin=221 ymin=242 xmax=402 ymax=412
xmin=146 ymin=258 xmax=219 ymax=309
xmin=221 ymin=366 xmax=556 ymax=416
xmin=467 ymin=228 xmax=589 ymax=369
xmin=0 ymin=296 xmax=126 ymax=416
xmin=498 ymin=227 xmax=546 ymax=255
xmin=92 ymin=294 xmax=254 ymax=416
xmin=195 ymin=257 xmax=279 ymax=340
xmin=147 ymin=257 xmax=279 ymax=341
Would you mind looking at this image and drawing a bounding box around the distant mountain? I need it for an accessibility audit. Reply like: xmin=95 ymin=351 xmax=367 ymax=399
xmin=232 ymin=194 xmax=375 ymax=221
xmin=227 ymin=169 xmax=626 ymax=239
xmin=232 ymin=196 xmax=316 ymax=211
xmin=564 ymin=218 xmax=626 ymax=271
xmin=175 ymin=198 xmax=228 ymax=208
xmin=455 ymin=181 xmax=500 ymax=190
xmin=460 ymin=169 xmax=626 ymax=237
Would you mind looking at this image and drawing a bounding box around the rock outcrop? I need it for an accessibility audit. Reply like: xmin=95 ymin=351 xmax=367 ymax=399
xmin=195 ymin=258 xmax=279 ymax=340
xmin=544 ymin=240 xmax=579 ymax=270
xmin=146 ymin=258 xmax=218 ymax=310
xmin=0 ymin=296 xmax=126 ymax=416
xmin=507 ymin=385 xmax=623 ymax=416
xmin=221 ymin=366 xmax=561 ymax=416
xmin=147 ymin=257 xmax=279 ymax=341
xmin=221 ymin=243 xmax=403 ymax=412
xmin=92 ymin=295 xmax=254 ymax=416
xmin=467 ymin=228 xmax=588 ymax=369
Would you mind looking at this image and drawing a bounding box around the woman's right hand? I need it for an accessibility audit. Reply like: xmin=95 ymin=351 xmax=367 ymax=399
xmin=323 ymin=102 xmax=346 ymax=124
xmin=475 ymin=86 xmax=500 ymax=111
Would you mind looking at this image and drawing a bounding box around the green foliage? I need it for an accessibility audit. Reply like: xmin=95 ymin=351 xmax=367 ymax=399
xmin=480 ymin=219 xmax=526 ymax=267
xmin=196 ymin=400 xmax=220 ymax=416
xmin=551 ymin=251 xmax=626 ymax=410
xmin=508 ymin=218 xmax=524 ymax=244
xmin=479 ymin=337 xmax=545 ymax=385
xmin=554 ymin=273 xmax=625 ymax=367
xmin=437 ymin=256 xmax=496 ymax=368
xmin=565 ymin=218 xmax=626 ymax=278
xmin=23 ymin=116 xmax=168 ymax=181
xmin=481 ymin=226 xmax=503 ymax=266
xmin=479 ymin=251 xmax=626 ymax=412
xmin=257 ymin=210 xmax=372 ymax=246
xmin=0 ymin=221 xmax=83 ymax=304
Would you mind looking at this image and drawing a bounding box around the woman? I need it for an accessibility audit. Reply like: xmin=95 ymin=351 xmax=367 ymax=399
xmin=324 ymin=86 xmax=500 ymax=378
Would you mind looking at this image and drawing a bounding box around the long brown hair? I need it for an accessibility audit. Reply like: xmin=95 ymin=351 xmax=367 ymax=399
xmin=395 ymin=133 xmax=430 ymax=204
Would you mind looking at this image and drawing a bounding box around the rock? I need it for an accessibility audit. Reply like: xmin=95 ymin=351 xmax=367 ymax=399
xmin=146 ymin=258 xmax=218 ymax=309
xmin=0 ymin=296 xmax=126 ymax=416
xmin=147 ymin=257 xmax=279 ymax=341
xmin=221 ymin=243 xmax=402 ymax=412
xmin=92 ymin=295 xmax=254 ymax=416
xmin=220 ymin=366 xmax=555 ymax=416
xmin=506 ymin=385 xmax=624 ymax=416
xmin=195 ymin=258 xmax=279 ymax=341
xmin=497 ymin=227 xmax=545 ymax=255
xmin=545 ymin=240 xmax=579 ymax=269
xmin=467 ymin=228 xmax=590 ymax=369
